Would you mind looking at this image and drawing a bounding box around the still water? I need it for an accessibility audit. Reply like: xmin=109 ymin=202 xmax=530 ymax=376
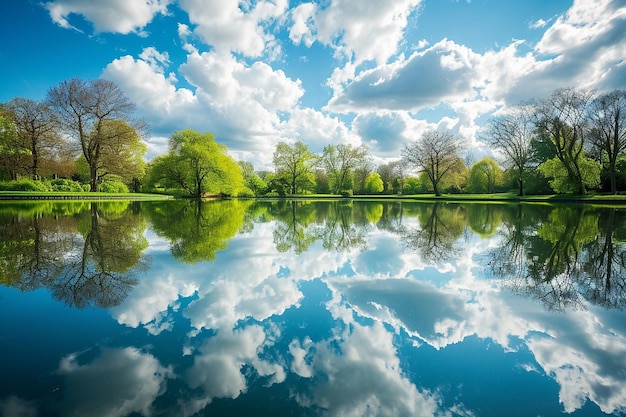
xmin=1 ymin=199 xmax=625 ymax=417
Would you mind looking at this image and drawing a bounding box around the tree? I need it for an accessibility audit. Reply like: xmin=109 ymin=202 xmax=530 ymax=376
xmin=588 ymin=90 xmax=626 ymax=194
xmin=97 ymin=120 xmax=146 ymax=186
xmin=534 ymin=88 xmax=596 ymax=194
xmin=539 ymin=153 xmax=601 ymax=193
xmin=483 ymin=105 xmax=535 ymax=195
xmin=0 ymin=108 xmax=26 ymax=180
xmin=468 ymin=157 xmax=503 ymax=193
xmin=46 ymin=78 xmax=145 ymax=192
xmin=238 ymin=161 xmax=267 ymax=196
xmin=272 ymin=141 xmax=317 ymax=195
xmin=402 ymin=129 xmax=463 ymax=196
xmin=322 ymin=143 xmax=370 ymax=193
xmin=364 ymin=172 xmax=384 ymax=194
xmin=4 ymin=98 xmax=62 ymax=180
xmin=147 ymin=130 xmax=244 ymax=197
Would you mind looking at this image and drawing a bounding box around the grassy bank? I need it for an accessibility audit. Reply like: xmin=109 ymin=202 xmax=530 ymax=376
xmin=0 ymin=191 xmax=173 ymax=200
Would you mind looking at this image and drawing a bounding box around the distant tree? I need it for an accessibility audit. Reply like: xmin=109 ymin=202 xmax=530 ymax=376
xmin=5 ymin=97 xmax=62 ymax=180
xmin=403 ymin=176 xmax=422 ymax=194
xmin=97 ymin=120 xmax=146 ymax=186
xmin=539 ymin=153 xmax=601 ymax=194
xmin=46 ymin=78 xmax=146 ymax=191
xmin=588 ymin=90 xmax=626 ymax=194
xmin=239 ymin=161 xmax=267 ymax=195
xmin=534 ymin=88 xmax=596 ymax=194
xmin=353 ymin=160 xmax=374 ymax=194
xmin=147 ymin=130 xmax=243 ymax=197
xmin=273 ymin=141 xmax=317 ymax=195
xmin=314 ymin=168 xmax=330 ymax=194
xmin=483 ymin=105 xmax=535 ymax=195
xmin=402 ymin=130 xmax=463 ymax=196
xmin=377 ymin=162 xmax=395 ymax=193
xmin=468 ymin=157 xmax=503 ymax=193
xmin=322 ymin=144 xmax=370 ymax=193
xmin=364 ymin=172 xmax=384 ymax=193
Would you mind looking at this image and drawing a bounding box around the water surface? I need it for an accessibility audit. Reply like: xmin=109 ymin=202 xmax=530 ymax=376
xmin=1 ymin=199 xmax=625 ymax=416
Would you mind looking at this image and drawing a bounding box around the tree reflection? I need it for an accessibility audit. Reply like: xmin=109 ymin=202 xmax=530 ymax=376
xmin=0 ymin=202 xmax=149 ymax=308
xmin=266 ymin=200 xmax=371 ymax=253
xmin=578 ymin=209 xmax=626 ymax=308
xmin=145 ymin=199 xmax=249 ymax=263
xmin=51 ymin=202 xmax=149 ymax=308
xmin=401 ymin=203 xmax=466 ymax=263
xmin=490 ymin=205 xmax=626 ymax=311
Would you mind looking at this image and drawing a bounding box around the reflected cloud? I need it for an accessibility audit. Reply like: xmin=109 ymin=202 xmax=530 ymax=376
xmin=57 ymin=347 xmax=172 ymax=417
xmin=293 ymin=321 xmax=459 ymax=417
xmin=182 ymin=325 xmax=285 ymax=416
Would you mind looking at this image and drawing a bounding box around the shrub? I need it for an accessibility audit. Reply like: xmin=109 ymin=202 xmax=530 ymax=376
xmin=0 ymin=179 xmax=49 ymax=192
xmin=99 ymin=180 xmax=129 ymax=193
xmin=48 ymin=178 xmax=84 ymax=192
xmin=340 ymin=189 xmax=353 ymax=197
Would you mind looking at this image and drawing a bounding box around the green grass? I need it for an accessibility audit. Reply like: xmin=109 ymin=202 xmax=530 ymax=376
xmin=0 ymin=191 xmax=173 ymax=200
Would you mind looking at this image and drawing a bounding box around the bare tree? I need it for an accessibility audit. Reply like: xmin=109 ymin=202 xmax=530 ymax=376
xmin=46 ymin=78 xmax=145 ymax=191
xmin=534 ymin=88 xmax=595 ymax=195
xmin=588 ymin=90 xmax=626 ymax=194
xmin=402 ymin=130 xmax=463 ymax=196
xmin=483 ymin=105 xmax=535 ymax=195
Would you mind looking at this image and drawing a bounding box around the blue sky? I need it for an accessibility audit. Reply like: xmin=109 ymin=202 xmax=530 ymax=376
xmin=1 ymin=0 xmax=625 ymax=169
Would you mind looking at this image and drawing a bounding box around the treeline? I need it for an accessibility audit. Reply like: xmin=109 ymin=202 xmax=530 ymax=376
xmin=2 ymin=79 xmax=625 ymax=197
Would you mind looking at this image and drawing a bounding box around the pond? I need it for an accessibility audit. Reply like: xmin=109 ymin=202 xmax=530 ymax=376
xmin=0 ymin=199 xmax=625 ymax=417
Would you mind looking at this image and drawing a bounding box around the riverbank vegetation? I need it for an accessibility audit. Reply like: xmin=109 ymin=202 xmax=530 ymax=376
xmin=1 ymin=78 xmax=625 ymax=200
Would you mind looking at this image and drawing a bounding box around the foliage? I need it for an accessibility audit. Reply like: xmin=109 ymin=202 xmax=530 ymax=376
xmin=468 ymin=157 xmax=503 ymax=193
xmin=273 ymin=141 xmax=317 ymax=195
xmin=364 ymin=172 xmax=384 ymax=193
xmin=99 ymin=178 xmax=130 ymax=193
xmin=539 ymin=154 xmax=601 ymax=194
xmin=48 ymin=178 xmax=84 ymax=192
xmin=0 ymin=179 xmax=49 ymax=191
xmin=146 ymin=130 xmax=244 ymax=197
xmin=46 ymin=78 xmax=145 ymax=192
xmin=322 ymin=143 xmax=370 ymax=194
xmin=535 ymin=88 xmax=595 ymax=194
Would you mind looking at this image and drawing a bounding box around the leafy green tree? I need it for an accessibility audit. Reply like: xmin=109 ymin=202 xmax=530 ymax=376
xmin=535 ymin=88 xmax=595 ymax=194
xmin=273 ymin=141 xmax=317 ymax=195
xmin=322 ymin=143 xmax=370 ymax=194
xmin=96 ymin=120 xmax=146 ymax=187
xmin=402 ymin=130 xmax=463 ymax=196
xmin=364 ymin=172 xmax=384 ymax=193
xmin=147 ymin=130 xmax=244 ymax=197
xmin=5 ymin=97 xmax=62 ymax=180
xmin=239 ymin=161 xmax=267 ymax=196
xmin=0 ymin=107 xmax=31 ymax=180
xmin=468 ymin=157 xmax=503 ymax=193
xmin=403 ymin=176 xmax=422 ymax=194
xmin=46 ymin=78 xmax=145 ymax=192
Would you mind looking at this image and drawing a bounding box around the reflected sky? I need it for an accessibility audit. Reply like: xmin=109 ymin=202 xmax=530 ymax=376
xmin=1 ymin=200 xmax=625 ymax=416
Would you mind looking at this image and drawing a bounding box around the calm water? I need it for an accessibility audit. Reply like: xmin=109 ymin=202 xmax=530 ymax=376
xmin=1 ymin=199 xmax=626 ymax=417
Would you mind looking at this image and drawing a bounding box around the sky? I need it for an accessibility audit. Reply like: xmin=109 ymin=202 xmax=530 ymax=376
xmin=1 ymin=0 xmax=625 ymax=169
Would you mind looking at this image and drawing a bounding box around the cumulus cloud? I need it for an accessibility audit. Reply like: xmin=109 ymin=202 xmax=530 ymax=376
xmin=178 ymin=0 xmax=288 ymax=57
xmin=289 ymin=0 xmax=423 ymax=65
xmin=44 ymin=0 xmax=170 ymax=34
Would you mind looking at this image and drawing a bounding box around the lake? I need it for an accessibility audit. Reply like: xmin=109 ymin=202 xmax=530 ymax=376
xmin=1 ymin=199 xmax=625 ymax=417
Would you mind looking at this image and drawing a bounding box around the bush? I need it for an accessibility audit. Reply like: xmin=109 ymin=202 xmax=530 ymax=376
xmin=48 ymin=178 xmax=84 ymax=192
xmin=340 ymin=189 xmax=353 ymax=197
xmin=0 ymin=179 xmax=49 ymax=192
xmin=99 ymin=180 xmax=129 ymax=193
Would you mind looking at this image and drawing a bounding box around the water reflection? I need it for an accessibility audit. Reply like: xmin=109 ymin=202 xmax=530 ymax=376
xmin=1 ymin=200 xmax=626 ymax=416
xmin=0 ymin=201 xmax=149 ymax=308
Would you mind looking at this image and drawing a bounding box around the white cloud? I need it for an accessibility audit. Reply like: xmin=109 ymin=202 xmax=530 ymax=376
xmin=58 ymin=347 xmax=172 ymax=417
xmin=182 ymin=325 xmax=285 ymax=416
xmin=44 ymin=0 xmax=170 ymax=34
xmin=178 ymin=0 xmax=288 ymax=57
xmin=290 ymin=0 xmax=423 ymax=65
xmin=297 ymin=321 xmax=449 ymax=417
